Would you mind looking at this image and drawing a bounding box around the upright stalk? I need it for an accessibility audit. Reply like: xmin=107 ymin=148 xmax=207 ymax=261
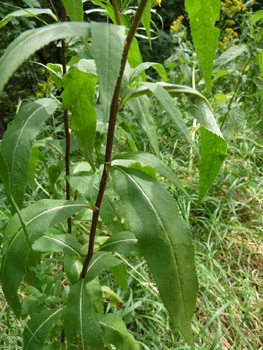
xmin=61 ymin=6 xmax=72 ymax=233
xmin=81 ymin=0 xmax=149 ymax=279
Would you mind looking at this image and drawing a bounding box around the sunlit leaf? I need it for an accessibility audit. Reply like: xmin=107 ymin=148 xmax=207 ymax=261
xmin=62 ymin=0 xmax=83 ymax=21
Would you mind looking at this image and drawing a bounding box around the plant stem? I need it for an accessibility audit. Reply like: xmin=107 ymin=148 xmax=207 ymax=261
xmin=112 ymin=0 xmax=121 ymax=25
xmin=61 ymin=6 xmax=72 ymax=233
xmin=81 ymin=0 xmax=149 ymax=279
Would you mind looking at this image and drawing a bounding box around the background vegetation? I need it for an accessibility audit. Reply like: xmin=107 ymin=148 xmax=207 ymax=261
xmin=0 ymin=0 xmax=263 ymax=349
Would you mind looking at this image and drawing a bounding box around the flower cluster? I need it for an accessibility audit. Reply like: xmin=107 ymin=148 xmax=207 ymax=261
xmin=219 ymin=27 xmax=239 ymax=50
xmin=170 ymin=15 xmax=184 ymax=33
xmin=220 ymin=0 xmax=247 ymax=16
xmin=36 ymin=77 xmax=53 ymax=98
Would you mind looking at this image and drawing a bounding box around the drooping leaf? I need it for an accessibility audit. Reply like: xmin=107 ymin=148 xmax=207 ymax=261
xmin=62 ymin=69 xmax=97 ymax=170
xmin=1 ymin=200 xmax=87 ymax=316
xmin=91 ymin=22 xmax=125 ymax=121
xmin=129 ymin=61 xmax=167 ymax=83
xmin=23 ymin=306 xmax=63 ymax=350
xmin=111 ymin=166 xmax=198 ymax=347
xmin=0 ymin=22 xmax=91 ymax=93
xmin=1 ymin=98 xmax=58 ymax=209
xmin=63 ymin=280 xmax=104 ymax=349
xmin=140 ymin=82 xmax=197 ymax=150
xmin=0 ymin=8 xmax=58 ymax=29
xmin=99 ymin=231 xmax=142 ymax=256
xmin=73 ymin=58 xmax=97 ymax=76
xmin=86 ymin=251 xmax=122 ymax=283
xmin=185 ymin=0 xmax=220 ymax=94
xmin=199 ymin=127 xmax=227 ymax=201
xmin=46 ymin=63 xmax=63 ymax=90
xmin=62 ymin=0 xmax=83 ymax=21
xmin=124 ymin=82 xmax=223 ymax=138
xmin=32 ymin=234 xmax=82 ymax=256
xmin=127 ymin=96 xmax=160 ymax=157
xmin=99 ymin=313 xmax=139 ymax=350
xmin=112 ymin=151 xmax=190 ymax=198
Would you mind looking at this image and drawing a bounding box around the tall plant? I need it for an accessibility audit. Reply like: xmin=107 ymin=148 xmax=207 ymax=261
xmin=0 ymin=0 xmax=226 ymax=348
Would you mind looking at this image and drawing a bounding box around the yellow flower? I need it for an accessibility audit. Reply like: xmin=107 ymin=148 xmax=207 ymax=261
xmin=170 ymin=15 xmax=184 ymax=33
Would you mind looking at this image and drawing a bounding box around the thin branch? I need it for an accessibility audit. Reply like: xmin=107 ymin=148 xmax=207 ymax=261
xmin=81 ymin=0 xmax=149 ymax=279
xmin=61 ymin=6 xmax=72 ymax=233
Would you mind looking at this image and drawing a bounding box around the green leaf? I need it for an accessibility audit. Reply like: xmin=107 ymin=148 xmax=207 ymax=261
xmin=111 ymin=166 xmax=198 ymax=347
xmin=140 ymin=82 xmax=197 ymax=150
xmin=215 ymin=45 xmax=247 ymax=68
xmin=102 ymin=285 xmax=124 ymax=306
xmin=185 ymin=0 xmax=220 ymax=94
xmin=68 ymin=173 xmax=127 ymax=233
xmin=199 ymin=127 xmax=227 ymax=201
xmin=27 ymin=146 xmax=39 ymax=190
xmin=140 ymin=0 xmax=152 ymax=48
xmin=129 ymin=61 xmax=167 ymax=83
xmin=99 ymin=231 xmax=142 ymax=256
xmin=46 ymin=63 xmax=63 ymax=90
xmin=63 ymin=280 xmax=104 ymax=349
xmin=99 ymin=313 xmax=139 ymax=350
xmin=0 ymin=22 xmax=91 ymax=93
xmin=73 ymin=58 xmax=97 ymax=76
xmin=62 ymin=69 xmax=97 ymax=170
xmin=91 ymin=22 xmax=125 ymax=121
xmin=86 ymin=278 xmax=104 ymax=314
xmin=62 ymin=0 xmax=83 ymax=21
xmin=250 ymin=10 xmax=263 ymax=24
xmin=23 ymin=306 xmax=63 ymax=350
xmin=86 ymin=251 xmax=122 ymax=283
xmin=32 ymin=234 xmax=82 ymax=256
xmin=0 ymin=8 xmax=58 ymax=29
xmin=110 ymin=263 xmax=128 ymax=292
xmin=64 ymin=254 xmax=83 ymax=285
xmin=1 ymin=98 xmax=58 ymax=209
xmin=0 ymin=149 xmax=10 ymax=202
xmin=112 ymin=151 xmax=190 ymax=198
xmin=1 ymin=200 xmax=87 ymax=316
xmin=127 ymin=96 xmax=160 ymax=157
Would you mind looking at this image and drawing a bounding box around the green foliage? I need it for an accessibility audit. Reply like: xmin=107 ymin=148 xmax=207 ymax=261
xmin=185 ymin=0 xmax=220 ymax=94
xmin=0 ymin=0 xmax=230 ymax=349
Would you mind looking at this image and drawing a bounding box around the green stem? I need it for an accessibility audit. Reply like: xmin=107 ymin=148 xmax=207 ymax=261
xmin=81 ymin=0 xmax=150 ymax=279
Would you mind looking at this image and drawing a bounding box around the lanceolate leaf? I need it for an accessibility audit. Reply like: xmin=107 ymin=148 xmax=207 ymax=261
xmin=62 ymin=69 xmax=97 ymax=170
xmin=0 ymin=149 xmax=10 ymax=201
xmin=111 ymin=166 xmax=198 ymax=347
xmin=23 ymin=306 xmax=64 ymax=350
xmin=1 ymin=200 xmax=87 ymax=316
xmin=185 ymin=0 xmax=220 ymax=94
xmin=140 ymin=0 xmax=152 ymax=48
xmin=32 ymin=234 xmax=82 ymax=256
xmin=0 ymin=22 xmax=91 ymax=93
xmin=27 ymin=146 xmax=39 ymax=190
xmin=86 ymin=251 xmax=122 ymax=283
xmin=91 ymin=22 xmax=125 ymax=121
xmin=62 ymin=0 xmax=83 ymax=21
xmin=1 ymin=99 xmax=58 ymax=209
xmin=129 ymin=61 xmax=167 ymax=83
xmin=199 ymin=127 xmax=227 ymax=201
xmin=127 ymin=96 xmax=160 ymax=157
xmin=0 ymin=8 xmax=58 ymax=29
xmin=63 ymin=280 xmax=104 ymax=349
xmin=99 ymin=313 xmax=139 ymax=350
xmin=112 ymin=151 xmax=190 ymax=198
xmin=99 ymin=231 xmax=142 ymax=256
xmin=140 ymin=82 xmax=196 ymax=150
